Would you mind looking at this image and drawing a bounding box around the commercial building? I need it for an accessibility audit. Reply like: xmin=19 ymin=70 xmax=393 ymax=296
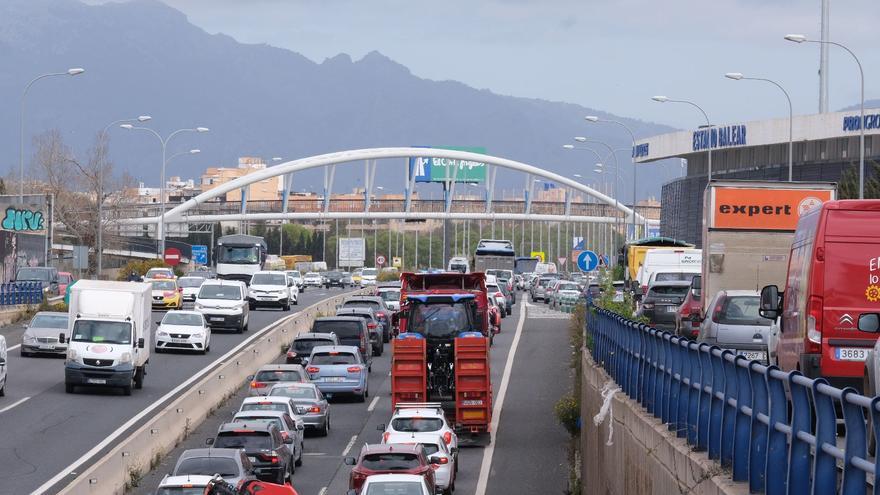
xmin=634 ymin=108 xmax=880 ymax=245
xmin=200 ymin=157 xmax=282 ymax=202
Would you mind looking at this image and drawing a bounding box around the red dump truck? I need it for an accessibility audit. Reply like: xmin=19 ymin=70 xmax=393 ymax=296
xmin=391 ymin=272 xmax=493 ymax=445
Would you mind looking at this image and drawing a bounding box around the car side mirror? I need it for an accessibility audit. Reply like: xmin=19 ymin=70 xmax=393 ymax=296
xmin=58 ymin=333 xmax=66 ymax=344
xmin=296 ymin=424 xmax=304 ymax=431
xmin=859 ymin=313 xmax=880 ymax=333
xmin=0 ymin=358 xmax=6 ymax=366
xmin=376 ymin=424 xmax=386 ymax=431
xmin=428 ymin=456 xmax=441 ymax=465
xmin=155 ymin=321 xmax=160 ymax=326
xmin=206 ymin=438 xmax=214 ymax=446
xmin=343 ymin=456 xmax=356 ymax=466
xmin=282 ymin=433 xmax=293 ymax=444
xmin=246 ymin=375 xmax=254 ymax=381
xmin=759 ymin=285 xmax=780 ymax=320
xmin=137 ymin=337 xmax=145 ymax=349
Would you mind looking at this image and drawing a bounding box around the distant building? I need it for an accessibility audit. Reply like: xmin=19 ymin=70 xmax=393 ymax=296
xmin=200 ymin=157 xmax=282 ymax=202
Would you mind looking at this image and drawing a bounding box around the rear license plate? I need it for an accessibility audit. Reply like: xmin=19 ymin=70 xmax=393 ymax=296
xmin=87 ymin=378 xmax=106 ymax=385
xmin=739 ymin=350 xmax=766 ymax=361
xmin=461 ymin=399 xmax=483 ymax=406
xmin=666 ymin=306 xmax=678 ymax=313
xmin=836 ymin=347 xmax=869 ymax=361
xmin=323 ymin=377 xmax=345 ymax=382
xmin=248 ymin=456 xmax=257 ymax=462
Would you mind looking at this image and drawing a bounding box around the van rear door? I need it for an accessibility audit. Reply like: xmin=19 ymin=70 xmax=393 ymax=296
xmin=821 ymin=208 xmax=880 ymax=376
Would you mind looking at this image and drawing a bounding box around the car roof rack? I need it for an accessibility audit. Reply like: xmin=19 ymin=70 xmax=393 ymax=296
xmin=394 ymin=402 xmax=443 ymax=411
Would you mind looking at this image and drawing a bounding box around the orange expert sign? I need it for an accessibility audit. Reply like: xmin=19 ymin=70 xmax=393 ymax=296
xmin=711 ymin=187 xmax=834 ymax=230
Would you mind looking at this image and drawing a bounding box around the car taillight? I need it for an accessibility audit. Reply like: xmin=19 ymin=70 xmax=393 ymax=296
xmin=367 ymin=322 xmax=377 ymax=329
xmin=435 ymin=457 xmax=449 ymax=465
xmin=309 ymin=406 xmax=321 ymax=413
xmin=307 ymin=367 xmax=320 ymax=373
xmin=281 ymin=431 xmax=290 ymax=441
xmin=443 ymin=431 xmax=452 ymax=445
xmin=347 ymin=366 xmax=362 ymax=373
xmin=711 ymin=295 xmax=726 ymax=324
xmin=377 ymin=313 xmax=387 ymax=320
xmin=258 ymin=453 xmax=280 ymax=464
xmin=287 ymin=351 xmax=297 ymax=357
xmin=250 ymin=381 xmax=265 ymax=389
xmin=807 ymin=295 xmax=823 ymax=351
xmin=495 ymin=292 xmax=503 ymax=299
xmin=383 ymin=432 xmax=391 ymax=443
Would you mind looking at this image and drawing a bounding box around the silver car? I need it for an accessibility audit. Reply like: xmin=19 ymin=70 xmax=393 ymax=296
xmin=248 ymin=364 xmax=310 ymax=397
xmin=171 ymin=448 xmax=256 ymax=487
xmin=267 ymin=382 xmax=331 ymax=436
xmin=232 ymin=410 xmax=304 ymax=468
xmin=21 ymin=311 xmax=69 ymax=357
xmin=530 ymin=276 xmax=556 ymax=302
xmin=697 ymin=290 xmax=772 ymax=363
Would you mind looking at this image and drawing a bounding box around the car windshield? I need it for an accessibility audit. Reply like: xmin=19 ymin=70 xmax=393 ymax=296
xmin=162 ymin=313 xmax=203 ymax=326
xmin=255 ymin=369 xmax=304 ymax=383
xmin=655 ymin=272 xmax=697 ymax=283
xmin=365 ymin=481 xmax=425 ymax=495
xmin=175 ymin=457 xmax=239 ymax=478
xmin=538 ymin=278 xmax=553 ymax=287
xmin=293 ymin=338 xmax=332 ymax=353
xmin=345 ymin=300 xmax=380 ymax=310
xmin=31 ymin=314 xmax=68 ymax=329
xmin=391 ymin=417 xmax=443 ymax=432
xmin=270 ymin=386 xmax=318 ymax=400
xmin=362 ymin=269 xmax=378 ymax=276
xmin=252 ymin=273 xmax=286 ymax=285
xmin=213 ymin=432 xmax=272 ymax=450
xmin=16 ymin=268 xmax=51 ymax=281
xmin=199 ymin=285 xmax=242 ymax=300
xmin=240 ymin=403 xmax=287 ymax=413
xmin=312 ymin=320 xmax=362 ymax=339
xmin=648 ymin=286 xmax=689 ymax=297
xmin=379 ymin=290 xmax=400 ymax=302
xmin=218 ymin=246 xmax=260 ymax=264
xmin=311 ymin=352 xmax=357 ymax=365
xmin=326 ymin=271 xmax=342 ymax=278
xmin=178 ymin=277 xmax=203 ymax=288
xmin=558 ymin=283 xmax=579 ymax=291
xmin=408 ymin=302 xmax=474 ymax=339
xmin=306 ymin=272 xmax=320 ymax=278
xmin=72 ymin=320 xmax=131 ymax=344
xmin=361 ymin=453 xmax=421 ymax=471
xmin=288 ymin=271 xmax=302 ymax=277
xmin=151 ymin=280 xmax=176 ymax=290
xmin=718 ymin=296 xmax=770 ymax=326
xmin=234 ymin=417 xmax=284 ymax=431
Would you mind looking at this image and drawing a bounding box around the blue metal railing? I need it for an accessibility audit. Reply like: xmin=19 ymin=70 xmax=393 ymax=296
xmin=587 ymin=306 xmax=880 ymax=495
xmin=0 ymin=282 xmax=44 ymax=305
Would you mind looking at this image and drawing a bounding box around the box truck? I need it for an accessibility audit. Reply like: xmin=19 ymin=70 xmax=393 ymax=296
xmin=62 ymin=280 xmax=152 ymax=395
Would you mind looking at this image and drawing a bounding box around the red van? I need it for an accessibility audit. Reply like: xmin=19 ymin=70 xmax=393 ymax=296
xmin=761 ymin=200 xmax=880 ymax=390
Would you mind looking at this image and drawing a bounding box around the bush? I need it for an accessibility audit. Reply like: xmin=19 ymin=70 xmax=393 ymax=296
xmin=376 ymin=271 xmax=400 ymax=282
xmin=555 ymin=393 xmax=581 ymax=436
xmin=117 ymin=259 xmax=171 ymax=281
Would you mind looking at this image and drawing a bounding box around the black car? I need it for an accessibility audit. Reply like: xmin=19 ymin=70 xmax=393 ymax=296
xmin=638 ymin=281 xmax=692 ymax=331
xmin=324 ymin=271 xmax=346 ymax=288
xmin=310 ymin=317 xmax=373 ymax=371
xmin=336 ymin=307 xmax=383 ymax=356
xmin=210 ymin=421 xmax=294 ymax=485
xmin=286 ymin=333 xmax=339 ymax=365
xmin=341 ymin=297 xmax=392 ymax=342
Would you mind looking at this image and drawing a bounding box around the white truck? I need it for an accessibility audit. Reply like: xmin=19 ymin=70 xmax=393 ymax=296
xmin=635 ymin=248 xmax=702 ymax=293
xmin=62 ymin=280 xmax=152 ymax=395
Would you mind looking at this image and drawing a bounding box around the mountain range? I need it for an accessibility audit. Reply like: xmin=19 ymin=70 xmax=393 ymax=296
xmin=0 ymin=0 xmax=679 ymax=203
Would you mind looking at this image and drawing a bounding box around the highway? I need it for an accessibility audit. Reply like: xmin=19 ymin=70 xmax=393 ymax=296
xmin=128 ymin=297 xmax=573 ymax=495
xmin=0 ymin=288 xmax=348 ymax=495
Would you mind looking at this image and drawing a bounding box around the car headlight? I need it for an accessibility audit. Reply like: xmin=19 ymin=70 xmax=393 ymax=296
xmin=23 ymin=333 xmax=36 ymax=343
xmin=119 ymin=352 xmax=132 ymax=364
xmin=157 ymin=331 xmax=169 ymax=337
xmin=66 ymin=348 xmax=78 ymax=363
xmin=190 ymin=332 xmax=203 ymax=338
xmin=231 ymin=304 xmax=244 ymax=314
xmin=195 ymin=303 xmax=205 ymax=311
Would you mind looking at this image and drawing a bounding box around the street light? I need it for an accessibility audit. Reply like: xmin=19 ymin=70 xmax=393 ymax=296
xmin=785 ymin=33 xmax=866 ymax=198
xmin=652 ymin=96 xmax=713 ymax=180
xmin=20 ymin=68 xmax=86 ymax=201
xmin=585 ymin=115 xmax=640 ymax=240
xmin=725 ymin=72 xmax=794 ymax=180
xmin=121 ymin=125 xmax=209 ymax=257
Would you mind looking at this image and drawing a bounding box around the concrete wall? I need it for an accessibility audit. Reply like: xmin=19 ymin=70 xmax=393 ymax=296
xmin=57 ymin=292 xmax=358 ymax=495
xmin=580 ymin=351 xmax=747 ymax=495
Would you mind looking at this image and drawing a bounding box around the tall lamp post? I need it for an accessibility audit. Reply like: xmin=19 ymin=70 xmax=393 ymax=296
xmin=97 ymin=115 xmax=152 ymax=277
xmin=584 ymin=116 xmax=639 ymax=240
xmin=20 ymin=68 xmax=86 ymax=201
xmin=121 ymin=125 xmax=209 ymax=258
xmin=572 ymin=137 xmax=622 ymax=262
xmin=651 ymin=96 xmax=713 ymax=180
xmin=725 ymin=73 xmax=794 ymax=181
xmin=785 ymin=34 xmax=866 ymax=198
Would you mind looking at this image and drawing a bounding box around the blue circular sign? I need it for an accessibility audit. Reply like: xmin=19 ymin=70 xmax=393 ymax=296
xmin=577 ymin=250 xmax=599 ymax=272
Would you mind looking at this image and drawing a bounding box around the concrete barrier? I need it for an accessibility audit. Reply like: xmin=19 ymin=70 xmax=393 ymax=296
xmin=53 ymin=291 xmax=361 ymax=495
xmin=579 ymin=351 xmax=748 ymax=495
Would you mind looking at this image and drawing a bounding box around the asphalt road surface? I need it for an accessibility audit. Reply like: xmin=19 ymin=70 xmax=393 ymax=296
xmin=0 ymin=287 xmax=350 ymax=495
xmin=131 ymin=296 xmax=573 ymax=495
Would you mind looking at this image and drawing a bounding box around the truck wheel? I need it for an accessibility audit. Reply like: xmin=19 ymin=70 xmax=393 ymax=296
xmin=65 ymin=383 xmax=74 ymax=394
xmin=134 ymin=367 xmax=144 ymax=389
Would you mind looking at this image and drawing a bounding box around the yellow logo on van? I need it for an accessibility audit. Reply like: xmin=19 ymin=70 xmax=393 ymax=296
xmin=866 ymin=285 xmax=880 ymax=302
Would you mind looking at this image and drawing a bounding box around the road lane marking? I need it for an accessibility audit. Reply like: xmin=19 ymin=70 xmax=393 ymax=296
xmin=7 ymin=344 xmax=20 ymax=351
xmin=367 ymin=396 xmax=380 ymax=412
xmin=475 ymin=301 xmax=528 ymax=495
xmin=341 ymin=435 xmax=358 ymax=457
xmin=0 ymin=396 xmax=30 ymax=414
xmin=318 ymin=488 xmax=327 ymax=495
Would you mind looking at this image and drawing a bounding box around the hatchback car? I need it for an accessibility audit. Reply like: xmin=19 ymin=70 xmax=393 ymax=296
xmin=209 ymin=422 xmax=295 ymax=484
xmin=303 ymin=272 xmax=323 ymax=287
xmin=267 ymin=382 xmax=331 ymax=436
xmin=307 ymin=345 xmax=369 ymax=401
xmin=156 ymin=474 xmax=214 ymax=495
xmin=248 ymin=364 xmax=310 ymax=396
xmin=383 ymin=432 xmax=456 ymax=494
xmin=485 ymin=282 xmax=507 ymax=318
xmin=549 ymin=281 xmax=581 ymax=310
xmin=323 ymin=271 xmax=346 ymax=288
xmin=285 ymin=270 xmax=304 ymax=291
xmin=336 ymin=307 xmax=383 ymax=356
xmin=286 ymin=332 xmax=339 ymax=365
xmin=360 ymin=268 xmax=378 ymax=287
xmin=345 ymin=444 xmax=437 ymax=494
xmin=155 ymin=310 xmax=211 ymax=354
xmin=698 ymin=290 xmax=771 ymax=363
xmin=377 ymin=286 xmax=401 ymax=312
xmin=231 ymin=410 xmax=304 ymax=468
xmin=20 ymin=311 xmax=68 ymax=357
xmin=170 ymin=448 xmax=255 ymax=488
xmin=311 ymin=317 xmax=373 ymax=369
xmin=530 ymin=276 xmax=556 ymax=303
xmin=177 ymin=276 xmax=206 ymax=302
xmin=380 ymin=402 xmax=458 ymax=457
xmin=150 ymin=278 xmax=183 ymax=310
xmin=674 ymin=275 xmax=702 ymax=339
xmin=195 ymin=280 xmax=250 ymax=333
xmin=340 ymin=296 xmax=392 ymax=342
xmin=638 ymin=281 xmax=691 ymax=330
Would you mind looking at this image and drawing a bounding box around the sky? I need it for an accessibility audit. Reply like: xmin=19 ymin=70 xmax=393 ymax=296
xmin=97 ymin=0 xmax=880 ymax=130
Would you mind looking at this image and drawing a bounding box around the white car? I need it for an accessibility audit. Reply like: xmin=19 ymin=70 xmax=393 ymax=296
xmin=377 ymin=287 xmax=401 ymax=311
xmin=145 ymin=267 xmax=176 ymax=280
xmin=194 ymin=280 xmax=250 ymax=333
xmin=286 ymin=270 xmax=305 ymax=291
xmin=359 ymin=474 xmax=432 ymax=495
xmin=303 ymin=272 xmax=323 ymax=287
xmin=380 ymin=402 xmax=458 ymax=458
xmin=248 ymin=271 xmax=296 ymax=310
xmin=155 ymin=310 xmax=211 ymax=354
xmin=0 ymin=335 xmax=6 ymax=397
xmin=239 ymin=396 xmax=300 ymax=420
xmin=177 ymin=276 xmax=205 ymax=302
xmin=383 ymin=432 xmax=456 ymax=493
xmin=156 ymin=474 xmax=213 ymax=495
xmin=360 ymin=268 xmax=378 ymax=287
xmin=485 ymin=282 xmax=507 ymax=317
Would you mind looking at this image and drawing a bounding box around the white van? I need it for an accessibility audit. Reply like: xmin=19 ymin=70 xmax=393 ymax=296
xmin=0 ymin=334 xmax=7 ymax=396
xmin=636 ymin=248 xmax=702 ymax=293
xmin=196 ymin=279 xmax=250 ymax=333
xmin=63 ymin=281 xmax=152 ymax=395
xmin=448 ymin=257 xmax=469 ymax=273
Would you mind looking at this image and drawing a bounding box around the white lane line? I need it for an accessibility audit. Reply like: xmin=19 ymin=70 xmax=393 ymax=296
xmin=0 ymin=396 xmax=30 ymax=414
xmin=367 ymin=395 xmax=380 ymax=412
xmin=7 ymin=344 xmax=20 ymax=351
xmin=475 ymin=301 xmax=528 ymax=495
xmin=341 ymin=435 xmax=358 ymax=457
xmin=318 ymin=487 xmax=327 ymax=495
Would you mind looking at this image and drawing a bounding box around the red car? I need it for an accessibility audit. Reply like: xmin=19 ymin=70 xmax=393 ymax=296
xmin=345 ymin=443 xmax=437 ymax=493
xmin=57 ymin=272 xmax=74 ymax=295
xmin=674 ymin=275 xmax=702 ymax=339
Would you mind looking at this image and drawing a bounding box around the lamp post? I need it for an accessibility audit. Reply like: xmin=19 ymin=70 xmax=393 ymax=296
xmin=585 ymin=116 xmax=639 ymax=240
xmin=20 ymin=68 xmax=86 ymax=201
xmin=121 ymin=125 xmax=209 ymax=258
xmin=573 ymin=137 xmax=622 ymax=261
xmin=652 ymin=96 xmax=713 ymax=180
xmin=725 ymin=72 xmax=794 ymax=181
xmin=96 ymin=115 xmax=152 ymax=276
xmin=785 ymin=33 xmax=866 ymax=198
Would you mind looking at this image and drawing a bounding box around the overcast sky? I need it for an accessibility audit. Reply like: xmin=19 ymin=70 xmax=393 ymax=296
xmin=104 ymin=0 xmax=878 ymax=130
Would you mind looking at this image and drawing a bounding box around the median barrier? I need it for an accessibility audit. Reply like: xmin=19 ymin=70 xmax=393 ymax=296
xmin=54 ymin=290 xmax=363 ymax=495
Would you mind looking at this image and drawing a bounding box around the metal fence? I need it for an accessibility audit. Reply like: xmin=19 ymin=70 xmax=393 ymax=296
xmin=0 ymin=282 xmax=44 ymax=305
xmin=587 ymin=306 xmax=879 ymax=495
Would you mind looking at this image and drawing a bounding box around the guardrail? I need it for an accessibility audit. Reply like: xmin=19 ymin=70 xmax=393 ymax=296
xmin=588 ymin=306 xmax=879 ymax=495
xmin=0 ymin=282 xmax=43 ymax=305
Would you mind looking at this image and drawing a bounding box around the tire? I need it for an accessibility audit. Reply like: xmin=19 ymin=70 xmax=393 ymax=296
xmin=134 ymin=367 xmax=144 ymax=390
xmin=65 ymin=383 xmax=74 ymax=394
xmin=289 ymin=456 xmax=296 ymax=478
xmin=295 ymin=443 xmax=303 ymax=466
xmin=122 ymin=383 xmax=133 ymax=396
xmin=358 ymin=391 xmax=367 ymax=403
xmin=154 ymin=347 xmax=162 ymax=353
xmin=20 ymin=350 xmax=29 ymax=358
xmin=249 ymin=302 xmax=256 ymax=311
xmin=283 ymin=302 xmax=290 ymax=312
xmin=531 ymin=295 xmax=536 ymax=302
xmin=320 ymin=419 xmax=329 ymax=437
xmin=0 ymin=384 xmax=4 ymax=397
xmin=294 ymin=298 xmax=298 ymax=306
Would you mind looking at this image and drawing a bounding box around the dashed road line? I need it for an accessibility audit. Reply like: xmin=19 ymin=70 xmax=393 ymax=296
xmin=341 ymin=434 xmax=358 ymax=457
xmin=8 ymin=344 xmax=20 ymax=351
xmin=0 ymin=396 xmax=31 ymax=414
xmin=367 ymin=395 xmax=380 ymax=412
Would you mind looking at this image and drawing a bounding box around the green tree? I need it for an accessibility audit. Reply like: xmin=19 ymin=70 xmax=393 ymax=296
xmin=839 ymin=161 xmax=880 ymax=199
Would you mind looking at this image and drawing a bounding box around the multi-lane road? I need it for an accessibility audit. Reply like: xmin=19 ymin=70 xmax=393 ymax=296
xmin=0 ymin=290 xmax=572 ymax=495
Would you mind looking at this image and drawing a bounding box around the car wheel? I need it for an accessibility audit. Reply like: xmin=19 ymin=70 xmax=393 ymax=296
xmin=134 ymin=366 xmax=144 ymax=389
xmin=65 ymin=383 xmax=74 ymax=394
xmin=295 ymin=443 xmax=304 ymax=466
xmin=0 ymin=382 xmax=4 ymax=397
xmin=358 ymin=391 xmax=367 ymax=402
xmin=283 ymin=302 xmax=290 ymax=312
xmin=249 ymin=302 xmax=255 ymax=311
xmin=294 ymin=298 xmax=298 ymax=305
xmin=122 ymin=383 xmax=133 ymax=396
xmin=20 ymin=349 xmax=29 ymax=358
xmin=320 ymin=419 xmax=329 ymax=437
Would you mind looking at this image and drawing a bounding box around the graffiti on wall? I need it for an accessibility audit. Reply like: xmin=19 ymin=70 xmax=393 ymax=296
xmin=1 ymin=207 xmax=45 ymax=232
